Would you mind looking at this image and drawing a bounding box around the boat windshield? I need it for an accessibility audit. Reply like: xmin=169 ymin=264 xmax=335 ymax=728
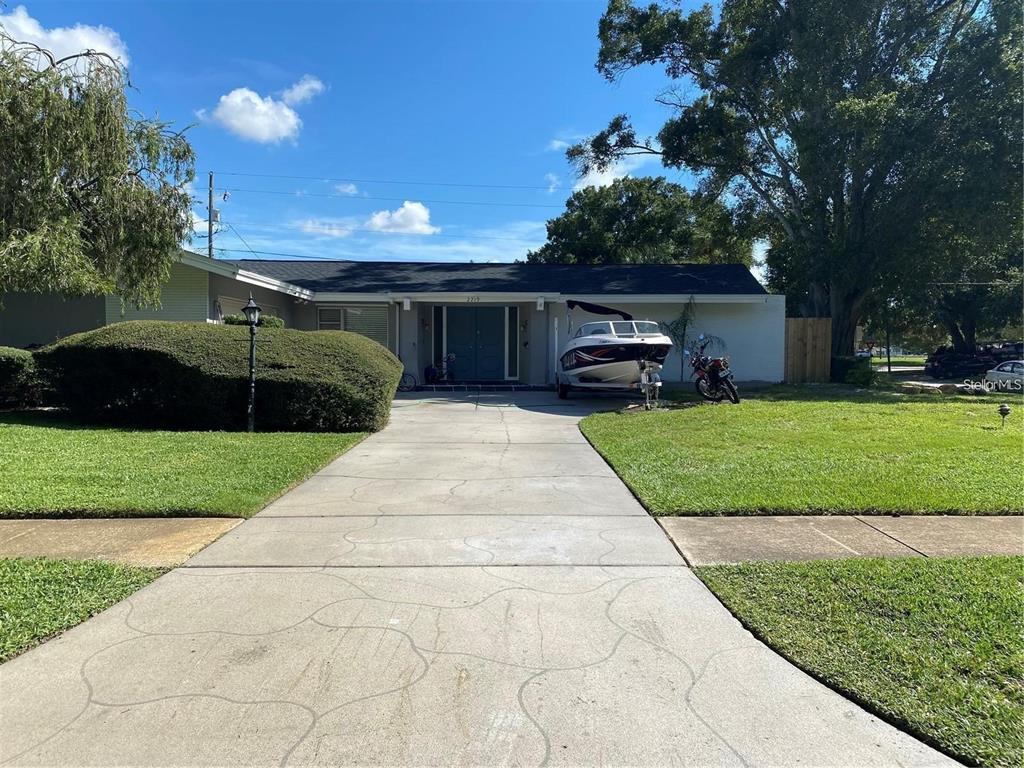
xmin=633 ymin=321 xmax=662 ymax=336
xmin=574 ymin=322 xmax=613 ymax=338
xmin=574 ymin=320 xmax=663 ymax=338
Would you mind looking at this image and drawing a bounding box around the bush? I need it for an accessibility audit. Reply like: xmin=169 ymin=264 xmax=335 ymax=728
xmin=831 ymin=356 xmax=876 ymax=387
xmin=0 ymin=347 xmax=36 ymax=407
xmin=222 ymin=313 xmax=285 ymax=328
xmin=35 ymin=321 xmax=402 ymax=432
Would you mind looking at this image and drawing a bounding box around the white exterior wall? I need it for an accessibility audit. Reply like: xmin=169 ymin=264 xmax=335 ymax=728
xmin=547 ymin=295 xmax=785 ymax=384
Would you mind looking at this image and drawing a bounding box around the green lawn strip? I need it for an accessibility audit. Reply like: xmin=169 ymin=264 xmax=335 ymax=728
xmin=0 ymin=557 xmax=163 ymax=662
xmin=871 ymin=355 xmax=927 ymax=366
xmin=0 ymin=413 xmax=365 ymax=518
xmin=696 ymin=556 xmax=1024 ymax=767
xmin=580 ymin=387 xmax=1024 ymax=515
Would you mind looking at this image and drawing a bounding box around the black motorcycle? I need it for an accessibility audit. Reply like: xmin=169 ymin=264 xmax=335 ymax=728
xmin=688 ymin=336 xmax=740 ymax=404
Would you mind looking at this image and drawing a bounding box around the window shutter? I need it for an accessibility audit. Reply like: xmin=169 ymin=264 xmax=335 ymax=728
xmin=343 ymin=306 xmax=388 ymax=347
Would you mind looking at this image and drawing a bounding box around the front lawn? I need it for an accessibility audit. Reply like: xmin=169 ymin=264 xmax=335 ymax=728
xmin=0 ymin=413 xmax=364 ymax=517
xmin=580 ymin=387 xmax=1023 ymax=515
xmin=698 ymin=556 xmax=1023 ymax=767
xmin=871 ymin=355 xmax=926 ymax=366
xmin=0 ymin=558 xmax=162 ymax=662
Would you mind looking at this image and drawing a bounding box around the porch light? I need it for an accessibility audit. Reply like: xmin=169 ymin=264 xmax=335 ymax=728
xmin=403 ymin=298 xmax=411 ymax=311
xmin=242 ymin=295 xmax=262 ymax=327
xmin=242 ymin=294 xmax=262 ymax=433
xmin=536 ymin=297 xmax=544 ymax=310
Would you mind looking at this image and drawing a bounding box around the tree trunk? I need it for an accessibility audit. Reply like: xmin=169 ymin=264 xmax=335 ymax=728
xmin=831 ymin=313 xmax=859 ymax=357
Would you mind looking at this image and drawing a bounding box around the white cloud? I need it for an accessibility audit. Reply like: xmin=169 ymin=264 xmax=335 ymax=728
xmin=206 ymin=87 xmax=301 ymax=143
xmin=334 ymin=183 xmax=359 ymax=195
xmin=573 ymin=155 xmax=655 ymax=191
xmin=544 ymin=173 xmax=560 ymax=195
xmin=364 ymin=201 xmax=439 ymax=235
xmin=201 ymin=75 xmax=323 ymax=143
xmin=282 ymin=74 xmax=325 ymax=106
xmin=297 ymin=218 xmax=352 ymax=238
xmin=0 ymin=4 xmax=129 ymax=65
xmin=547 ymin=139 xmax=570 ymax=152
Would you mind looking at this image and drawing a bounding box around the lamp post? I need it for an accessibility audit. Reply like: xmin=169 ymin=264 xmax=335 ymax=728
xmin=242 ymin=295 xmax=262 ymax=432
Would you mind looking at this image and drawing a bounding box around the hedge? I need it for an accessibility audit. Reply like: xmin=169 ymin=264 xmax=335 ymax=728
xmin=0 ymin=347 xmax=36 ymax=407
xmin=35 ymin=321 xmax=402 ymax=432
xmin=830 ymin=356 xmax=876 ymax=387
xmin=223 ymin=313 xmax=285 ymax=328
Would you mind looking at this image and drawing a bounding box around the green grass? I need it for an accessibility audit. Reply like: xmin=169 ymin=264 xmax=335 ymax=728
xmin=0 ymin=558 xmax=163 ymax=662
xmin=581 ymin=386 xmax=1024 ymax=515
xmin=871 ymin=355 xmax=927 ymax=366
xmin=698 ymin=557 xmax=1024 ymax=767
xmin=0 ymin=413 xmax=364 ymax=517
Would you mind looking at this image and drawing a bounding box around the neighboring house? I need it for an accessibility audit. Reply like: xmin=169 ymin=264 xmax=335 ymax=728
xmin=0 ymin=249 xmax=785 ymax=384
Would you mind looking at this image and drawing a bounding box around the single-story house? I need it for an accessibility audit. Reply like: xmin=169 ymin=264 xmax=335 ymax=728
xmin=0 ymin=249 xmax=785 ymax=384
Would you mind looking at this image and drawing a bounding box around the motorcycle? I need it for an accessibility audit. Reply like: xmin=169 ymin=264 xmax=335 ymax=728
xmin=688 ymin=335 xmax=740 ymax=404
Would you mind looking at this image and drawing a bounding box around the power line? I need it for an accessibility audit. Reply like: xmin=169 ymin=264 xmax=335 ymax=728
xmin=213 ymin=170 xmax=566 ymax=192
xmin=221 ymin=186 xmax=564 ymax=209
xmin=223 ymin=221 xmax=260 ymax=259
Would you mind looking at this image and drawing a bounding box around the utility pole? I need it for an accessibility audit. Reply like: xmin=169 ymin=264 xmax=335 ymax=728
xmin=207 ymin=171 xmax=214 ymax=258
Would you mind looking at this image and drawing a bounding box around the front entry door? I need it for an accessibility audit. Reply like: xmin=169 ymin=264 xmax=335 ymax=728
xmin=445 ymin=306 xmax=506 ymax=380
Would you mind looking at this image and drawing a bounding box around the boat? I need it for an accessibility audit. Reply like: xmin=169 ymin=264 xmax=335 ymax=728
xmin=556 ymin=300 xmax=673 ymax=403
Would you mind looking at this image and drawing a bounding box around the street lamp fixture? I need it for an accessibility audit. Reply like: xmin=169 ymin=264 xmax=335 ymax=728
xmin=243 ymin=295 xmax=262 ymax=432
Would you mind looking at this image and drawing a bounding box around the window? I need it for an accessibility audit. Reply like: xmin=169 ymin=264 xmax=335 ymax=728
xmin=634 ymin=321 xmax=661 ymax=336
xmin=582 ymin=322 xmax=612 ymax=336
xmin=612 ymin=321 xmax=635 ymax=336
xmin=317 ymin=305 xmax=389 ymax=347
xmin=220 ymin=296 xmax=279 ymax=322
xmin=317 ymin=308 xmax=342 ymax=330
xmin=1013 ymin=363 xmax=1024 ymax=374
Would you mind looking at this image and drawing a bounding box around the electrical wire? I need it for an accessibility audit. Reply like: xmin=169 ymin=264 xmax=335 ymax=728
xmin=220 ymin=186 xmax=564 ymax=209
xmin=213 ymin=170 xmax=566 ymax=192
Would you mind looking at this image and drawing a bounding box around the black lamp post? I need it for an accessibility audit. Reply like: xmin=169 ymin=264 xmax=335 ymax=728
xmin=242 ymin=295 xmax=262 ymax=432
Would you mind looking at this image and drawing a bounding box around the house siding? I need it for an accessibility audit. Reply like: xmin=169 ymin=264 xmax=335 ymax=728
xmin=105 ymin=263 xmax=209 ymax=324
xmin=0 ymin=292 xmax=106 ymax=348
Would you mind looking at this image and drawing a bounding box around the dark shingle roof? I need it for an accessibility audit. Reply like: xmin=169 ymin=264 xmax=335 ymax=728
xmin=226 ymin=260 xmax=766 ymax=296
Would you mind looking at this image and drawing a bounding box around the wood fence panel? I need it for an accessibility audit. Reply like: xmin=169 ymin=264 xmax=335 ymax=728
xmin=785 ymin=318 xmax=832 ymax=383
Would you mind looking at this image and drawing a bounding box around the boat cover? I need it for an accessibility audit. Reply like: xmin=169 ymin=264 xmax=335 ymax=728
xmin=566 ymin=300 xmax=633 ymax=321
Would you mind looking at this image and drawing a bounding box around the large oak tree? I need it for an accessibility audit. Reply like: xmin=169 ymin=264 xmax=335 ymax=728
xmin=570 ymin=0 xmax=1021 ymax=355
xmin=0 ymin=31 xmax=194 ymax=307
xmin=527 ymin=176 xmax=752 ymax=265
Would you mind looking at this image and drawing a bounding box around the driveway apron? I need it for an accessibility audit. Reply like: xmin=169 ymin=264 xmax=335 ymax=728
xmin=0 ymin=393 xmax=956 ymax=767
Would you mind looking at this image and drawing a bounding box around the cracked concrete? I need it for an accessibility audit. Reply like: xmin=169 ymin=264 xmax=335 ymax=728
xmin=0 ymin=392 xmax=957 ymax=766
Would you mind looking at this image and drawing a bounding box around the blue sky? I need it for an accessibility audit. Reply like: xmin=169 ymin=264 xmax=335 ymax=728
xmin=5 ymin=1 xmax=701 ymax=263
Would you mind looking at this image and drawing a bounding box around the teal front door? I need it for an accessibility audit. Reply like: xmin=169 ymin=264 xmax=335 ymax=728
xmin=445 ymin=306 xmax=505 ymax=380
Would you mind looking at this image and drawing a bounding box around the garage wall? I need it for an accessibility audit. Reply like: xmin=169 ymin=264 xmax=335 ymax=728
xmin=106 ymin=262 xmax=209 ymax=324
xmin=206 ymin=274 xmax=307 ymax=328
xmin=547 ymin=296 xmax=786 ymax=384
xmin=0 ymin=292 xmax=106 ymax=348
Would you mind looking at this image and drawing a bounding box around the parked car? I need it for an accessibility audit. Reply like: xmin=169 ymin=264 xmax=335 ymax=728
xmin=924 ymin=346 xmax=997 ymax=379
xmin=985 ymin=360 xmax=1024 ymax=389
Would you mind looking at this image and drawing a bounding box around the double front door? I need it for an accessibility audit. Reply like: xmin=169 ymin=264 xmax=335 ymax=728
xmin=444 ymin=306 xmax=506 ymax=381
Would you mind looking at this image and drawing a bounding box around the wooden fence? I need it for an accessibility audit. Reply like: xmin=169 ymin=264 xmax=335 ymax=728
xmin=785 ymin=318 xmax=832 ymax=383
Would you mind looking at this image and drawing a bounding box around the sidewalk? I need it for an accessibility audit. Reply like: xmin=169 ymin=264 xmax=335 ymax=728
xmin=0 ymin=518 xmax=241 ymax=567
xmin=659 ymin=515 xmax=1023 ymax=566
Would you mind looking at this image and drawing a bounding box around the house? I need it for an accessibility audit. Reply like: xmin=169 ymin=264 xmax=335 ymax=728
xmin=0 ymin=249 xmax=785 ymax=384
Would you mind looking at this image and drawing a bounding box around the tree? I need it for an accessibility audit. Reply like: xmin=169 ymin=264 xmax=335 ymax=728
xmin=569 ymin=0 xmax=1021 ymax=355
xmin=0 ymin=31 xmax=194 ymax=307
xmin=527 ymin=176 xmax=752 ymax=265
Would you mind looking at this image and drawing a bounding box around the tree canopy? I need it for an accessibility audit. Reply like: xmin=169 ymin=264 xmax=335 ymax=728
xmin=0 ymin=31 xmax=194 ymax=307
xmin=527 ymin=176 xmax=752 ymax=265
xmin=570 ymin=0 xmax=1022 ymax=354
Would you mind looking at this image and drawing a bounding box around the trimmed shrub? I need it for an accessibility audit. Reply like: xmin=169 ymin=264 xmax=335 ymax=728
xmin=831 ymin=356 xmax=876 ymax=387
xmin=222 ymin=313 xmax=285 ymax=328
xmin=35 ymin=321 xmax=402 ymax=432
xmin=0 ymin=346 xmax=36 ymax=407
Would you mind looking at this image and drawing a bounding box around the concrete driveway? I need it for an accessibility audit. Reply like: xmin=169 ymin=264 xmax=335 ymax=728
xmin=0 ymin=392 xmax=954 ymax=767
